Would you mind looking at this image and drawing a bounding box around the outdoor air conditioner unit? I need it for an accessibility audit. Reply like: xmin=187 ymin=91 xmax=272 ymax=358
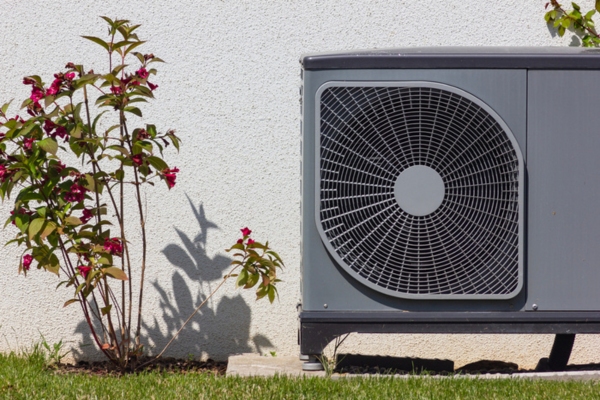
xmin=299 ymin=48 xmax=600 ymax=371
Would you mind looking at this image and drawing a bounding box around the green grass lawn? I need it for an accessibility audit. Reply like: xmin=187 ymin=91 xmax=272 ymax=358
xmin=1 ymin=351 xmax=600 ymax=400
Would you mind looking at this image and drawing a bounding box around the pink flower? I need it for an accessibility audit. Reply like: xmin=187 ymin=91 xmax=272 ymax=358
xmin=162 ymin=167 xmax=179 ymax=189
xmin=43 ymin=119 xmax=56 ymax=134
xmin=110 ymin=86 xmax=122 ymax=95
xmin=104 ymin=237 xmax=123 ymax=256
xmin=22 ymin=254 xmax=32 ymax=271
xmin=136 ymin=67 xmax=149 ymax=79
xmin=0 ymin=165 xmax=10 ymax=182
xmin=53 ymin=125 xmax=68 ymax=141
xmin=65 ymin=72 xmax=75 ymax=80
xmin=30 ymin=87 xmax=44 ymax=103
xmin=132 ymin=154 xmax=143 ymax=166
xmin=237 ymin=239 xmax=243 ymax=244
xmin=78 ymin=265 xmax=92 ymax=278
xmin=148 ymin=82 xmax=158 ymax=91
xmin=46 ymin=78 xmax=62 ymax=96
xmin=136 ymin=129 xmax=149 ymax=140
xmin=80 ymin=208 xmax=93 ymax=224
xmin=241 ymin=227 xmax=252 ymax=237
xmin=64 ymin=183 xmax=87 ymax=203
xmin=54 ymin=161 xmax=66 ymax=175
xmin=247 ymin=238 xmax=255 ymax=245
xmin=22 ymin=77 xmax=36 ymax=86
xmin=23 ymin=137 xmax=35 ymax=151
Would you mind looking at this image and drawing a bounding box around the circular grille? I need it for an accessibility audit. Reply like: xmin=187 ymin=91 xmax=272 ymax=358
xmin=317 ymin=82 xmax=522 ymax=298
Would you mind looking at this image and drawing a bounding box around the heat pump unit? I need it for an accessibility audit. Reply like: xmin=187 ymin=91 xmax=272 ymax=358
xmin=299 ymin=48 xmax=600 ymax=370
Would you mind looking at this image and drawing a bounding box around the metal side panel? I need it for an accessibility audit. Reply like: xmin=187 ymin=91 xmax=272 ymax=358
xmin=527 ymin=70 xmax=600 ymax=311
xmin=301 ymin=69 xmax=527 ymax=312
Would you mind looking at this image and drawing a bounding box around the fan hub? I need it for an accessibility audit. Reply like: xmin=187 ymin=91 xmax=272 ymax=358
xmin=394 ymin=165 xmax=445 ymax=217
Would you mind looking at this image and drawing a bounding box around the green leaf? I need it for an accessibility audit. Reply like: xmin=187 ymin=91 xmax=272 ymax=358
xmin=97 ymin=256 xmax=112 ymax=265
xmin=168 ymin=134 xmax=180 ymax=151
xmin=256 ymin=285 xmax=268 ymax=301
xmin=596 ymin=0 xmax=600 ymax=12
xmin=124 ymin=106 xmax=142 ymax=117
xmin=41 ymin=221 xmax=57 ymax=240
xmin=108 ymin=145 xmax=130 ymax=156
xmin=103 ymin=267 xmax=128 ymax=281
xmin=65 ymin=216 xmax=82 ymax=226
xmin=147 ymin=124 xmax=157 ymax=138
xmin=29 ymin=218 xmax=45 ymax=239
xmin=572 ymin=2 xmax=580 ymax=11
xmin=70 ymin=124 xmax=83 ymax=139
xmin=1 ymin=100 xmax=12 ymax=115
xmin=558 ymin=25 xmax=566 ymax=36
xmin=63 ymin=298 xmax=80 ymax=307
xmin=124 ymin=40 xmax=146 ymax=55
xmin=45 ymin=253 xmax=60 ymax=275
xmin=236 ymin=268 xmax=249 ymax=288
xmin=16 ymin=121 xmax=36 ymax=138
xmin=227 ymin=243 xmax=245 ymax=252
xmin=38 ymin=138 xmax=58 ymax=155
xmin=101 ymin=305 xmax=112 ymax=316
xmin=83 ymin=174 xmax=96 ymax=192
xmin=81 ymin=36 xmax=110 ymax=51
xmin=133 ymin=52 xmax=146 ymax=64
xmin=267 ymin=285 xmax=276 ymax=303
xmin=99 ymin=16 xmax=115 ymax=27
xmin=245 ymin=272 xmax=260 ymax=289
xmin=146 ymin=156 xmax=168 ymax=171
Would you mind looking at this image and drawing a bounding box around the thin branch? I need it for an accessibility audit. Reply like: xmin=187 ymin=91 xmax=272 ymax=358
xmin=135 ymin=268 xmax=238 ymax=370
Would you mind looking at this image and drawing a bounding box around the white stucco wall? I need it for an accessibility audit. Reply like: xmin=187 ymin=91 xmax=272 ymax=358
xmin=0 ymin=0 xmax=598 ymax=369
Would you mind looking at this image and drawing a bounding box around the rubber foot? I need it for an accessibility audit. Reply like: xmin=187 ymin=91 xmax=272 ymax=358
xmin=302 ymin=361 xmax=324 ymax=371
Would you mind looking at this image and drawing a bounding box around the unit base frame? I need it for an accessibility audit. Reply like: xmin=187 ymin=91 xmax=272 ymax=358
xmin=299 ymin=311 xmax=600 ymax=371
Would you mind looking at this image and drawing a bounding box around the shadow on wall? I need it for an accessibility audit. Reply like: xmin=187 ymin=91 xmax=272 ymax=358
xmin=72 ymin=195 xmax=273 ymax=361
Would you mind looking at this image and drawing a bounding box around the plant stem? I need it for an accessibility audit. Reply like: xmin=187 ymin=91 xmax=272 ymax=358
xmin=83 ymin=84 xmax=121 ymax=360
xmin=121 ymin=121 xmax=148 ymax=349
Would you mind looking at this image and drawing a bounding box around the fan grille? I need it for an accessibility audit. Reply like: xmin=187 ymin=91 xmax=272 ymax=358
xmin=317 ymin=83 xmax=521 ymax=298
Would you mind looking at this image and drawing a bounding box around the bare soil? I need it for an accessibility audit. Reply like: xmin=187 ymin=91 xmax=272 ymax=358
xmin=52 ymin=357 xmax=227 ymax=376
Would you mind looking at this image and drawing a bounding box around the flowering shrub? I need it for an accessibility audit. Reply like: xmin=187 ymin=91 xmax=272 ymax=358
xmin=0 ymin=18 xmax=283 ymax=371
xmin=228 ymin=227 xmax=282 ymax=303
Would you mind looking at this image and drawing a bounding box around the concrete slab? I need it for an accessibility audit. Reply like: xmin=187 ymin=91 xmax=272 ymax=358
xmin=226 ymin=353 xmax=600 ymax=381
xmin=226 ymin=354 xmax=325 ymax=377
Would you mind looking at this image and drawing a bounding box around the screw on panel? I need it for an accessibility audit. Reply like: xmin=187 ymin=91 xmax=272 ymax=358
xmin=532 ymin=304 xmax=538 ymax=311
xmin=323 ymin=304 xmax=328 ymax=309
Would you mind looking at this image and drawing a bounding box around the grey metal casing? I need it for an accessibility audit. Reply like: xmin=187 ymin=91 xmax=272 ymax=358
xmin=301 ymin=69 xmax=528 ymax=311
xmin=526 ymin=70 xmax=600 ymax=311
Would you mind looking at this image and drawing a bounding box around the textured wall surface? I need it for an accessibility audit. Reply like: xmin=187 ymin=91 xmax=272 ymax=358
xmin=0 ymin=0 xmax=598 ymax=369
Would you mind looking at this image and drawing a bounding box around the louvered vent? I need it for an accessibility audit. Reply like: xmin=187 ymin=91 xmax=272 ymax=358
xmin=317 ymin=82 xmax=523 ymax=299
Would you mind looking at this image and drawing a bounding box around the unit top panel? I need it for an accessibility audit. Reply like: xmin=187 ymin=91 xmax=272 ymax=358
xmin=301 ymin=47 xmax=600 ymax=70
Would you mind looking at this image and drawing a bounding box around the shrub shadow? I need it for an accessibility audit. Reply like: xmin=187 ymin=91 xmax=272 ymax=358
xmin=72 ymin=195 xmax=272 ymax=361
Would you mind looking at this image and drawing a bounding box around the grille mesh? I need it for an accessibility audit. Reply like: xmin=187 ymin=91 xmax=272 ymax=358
xmin=318 ymin=84 xmax=521 ymax=297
